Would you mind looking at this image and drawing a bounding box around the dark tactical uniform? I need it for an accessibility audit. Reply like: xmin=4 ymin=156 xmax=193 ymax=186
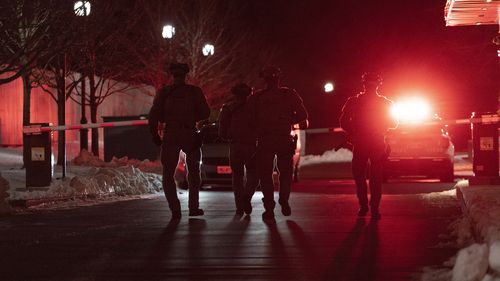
xmin=149 ymin=63 xmax=210 ymax=219
xmin=249 ymin=67 xmax=308 ymax=219
xmin=218 ymin=83 xmax=259 ymax=215
xmin=339 ymin=73 xmax=397 ymax=218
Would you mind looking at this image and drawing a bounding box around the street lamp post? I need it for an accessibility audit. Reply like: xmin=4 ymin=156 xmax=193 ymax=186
xmin=74 ymin=1 xmax=91 ymax=152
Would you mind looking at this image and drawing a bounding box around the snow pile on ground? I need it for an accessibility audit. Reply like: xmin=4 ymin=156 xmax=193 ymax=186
xmin=72 ymin=149 xmax=162 ymax=173
xmin=69 ymin=166 xmax=162 ymax=196
xmin=8 ymin=166 xmax=163 ymax=201
xmin=445 ymin=182 xmax=500 ymax=281
xmin=0 ymin=148 xmax=164 ymax=202
xmin=300 ymin=148 xmax=352 ymax=166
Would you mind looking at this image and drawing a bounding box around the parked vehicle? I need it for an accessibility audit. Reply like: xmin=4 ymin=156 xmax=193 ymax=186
xmin=174 ymin=123 xmax=303 ymax=188
xmin=384 ymin=98 xmax=454 ymax=182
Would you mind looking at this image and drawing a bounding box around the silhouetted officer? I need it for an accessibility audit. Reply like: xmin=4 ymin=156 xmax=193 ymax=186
xmin=249 ymin=66 xmax=308 ymax=220
xmin=339 ymin=72 xmax=398 ymax=219
xmin=218 ymin=83 xmax=259 ymax=216
xmin=149 ymin=63 xmax=210 ymax=220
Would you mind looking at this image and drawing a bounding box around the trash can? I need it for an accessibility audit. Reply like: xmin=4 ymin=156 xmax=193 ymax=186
xmin=471 ymin=112 xmax=499 ymax=177
xmin=102 ymin=115 xmax=159 ymax=162
xmin=23 ymin=123 xmax=52 ymax=187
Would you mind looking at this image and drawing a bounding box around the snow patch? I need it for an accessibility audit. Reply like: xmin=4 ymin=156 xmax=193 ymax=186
xmin=299 ymin=148 xmax=352 ymax=167
xmin=72 ymin=149 xmax=162 ymax=173
xmin=489 ymin=242 xmax=500 ymax=274
xmin=452 ymin=243 xmax=489 ymax=281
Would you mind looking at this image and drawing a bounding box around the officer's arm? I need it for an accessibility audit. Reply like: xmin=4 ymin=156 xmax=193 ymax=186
xmin=148 ymin=89 xmax=164 ymax=138
xmin=291 ymin=91 xmax=308 ymax=125
xmin=195 ymin=88 xmax=211 ymax=121
xmin=218 ymin=105 xmax=231 ymax=140
xmin=148 ymin=89 xmax=167 ymax=145
xmin=339 ymin=99 xmax=353 ymax=133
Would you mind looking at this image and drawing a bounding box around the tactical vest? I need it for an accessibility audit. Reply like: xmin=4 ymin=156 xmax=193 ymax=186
xmin=255 ymin=88 xmax=295 ymax=138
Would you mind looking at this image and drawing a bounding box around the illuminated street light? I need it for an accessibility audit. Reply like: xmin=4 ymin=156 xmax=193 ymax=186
xmin=162 ymin=25 xmax=175 ymax=39
xmin=324 ymin=82 xmax=334 ymax=93
xmin=74 ymin=1 xmax=91 ymax=16
xmin=202 ymin=44 xmax=215 ymax=56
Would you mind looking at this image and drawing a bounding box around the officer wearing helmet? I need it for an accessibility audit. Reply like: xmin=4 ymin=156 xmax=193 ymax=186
xmin=148 ymin=62 xmax=210 ymax=220
xmin=248 ymin=66 xmax=308 ymax=220
xmin=218 ymin=83 xmax=259 ymax=216
xmin=339 ymin=72 xmax=398 ymax=219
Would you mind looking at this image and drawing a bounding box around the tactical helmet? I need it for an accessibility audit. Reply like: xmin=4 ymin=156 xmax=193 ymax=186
xmin=362 ymin=72 xmax=382 ymax=84
xmin=259 ymin=65 xmax=281 ymax=79
xmin=168 ymin=63 xmax=190 ymax=75
xmin=231 ymin=83 xmax=252 ymax=97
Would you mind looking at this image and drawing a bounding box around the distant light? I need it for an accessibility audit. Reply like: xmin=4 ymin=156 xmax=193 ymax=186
xmin=497 ymin=50 xmax=500 ymax=58
xmin=162 ymin=25 xmax=175 ymax=39
xmin=74 ymin=1 xmax=91 ymax=16
xmin=202 ymin=44 xmax=215 ymax=56
xmin=391 ymin=97 xmax=431 ymax=123
xmin=324 ymin=82 xmax=334 ymax=93
xmin=486 ymin=0 xmax=492 ymax=2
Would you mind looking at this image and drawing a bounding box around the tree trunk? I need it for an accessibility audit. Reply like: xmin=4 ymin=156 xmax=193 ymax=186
xmin=90 ymin=103 xmax=98 ymax=157
xmin=89 ymin=74 xmax=99 ymax=156
xmin=21 ymin=73 xmax=32 ymax=167
xmin=22 ymin=73 xmax=31 ymax=126
xmin=56 ymin=76 xmax=66 ymax=165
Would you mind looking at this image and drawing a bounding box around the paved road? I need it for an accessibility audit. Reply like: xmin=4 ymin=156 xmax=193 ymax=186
xmin=0 ymin=180 xmax=460 ymax=281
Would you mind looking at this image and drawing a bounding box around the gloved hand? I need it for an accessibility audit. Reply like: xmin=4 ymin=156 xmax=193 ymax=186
xmin=152 ymin=135 xmax=162 ymax=146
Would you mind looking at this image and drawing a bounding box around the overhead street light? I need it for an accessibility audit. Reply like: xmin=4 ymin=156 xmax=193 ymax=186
xmin=202 ymin=44 xmax=215 ymax=56
xmin=74 ymin=1 xmax=91 ymax=16
xmin=162 ymin=24 xmax=175 ymax=39
xmin=324 ymin=82 xmax=334 ymax=93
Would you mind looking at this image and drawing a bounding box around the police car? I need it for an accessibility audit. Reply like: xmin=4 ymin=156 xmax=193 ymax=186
xmin=178 ymin=122 xmax=302 ymax=188
xmin=384 ymin=98 xmax=455 ymax=182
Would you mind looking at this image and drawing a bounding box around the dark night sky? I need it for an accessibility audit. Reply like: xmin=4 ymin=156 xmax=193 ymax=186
xmin=246 ymin=0 xmax=499 ymax=135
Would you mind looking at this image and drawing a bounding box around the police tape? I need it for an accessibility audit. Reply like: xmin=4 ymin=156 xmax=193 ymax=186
xmin=21 ymin=115 xmax=499 ymax=134
xmin=22 ymin=119 xmax=149 ymax=134
xmin=304 ymin=115 xmax=497 ymax=134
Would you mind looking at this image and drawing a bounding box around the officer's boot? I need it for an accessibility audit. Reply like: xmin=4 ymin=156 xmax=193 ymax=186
xmin=262 ymin=198 xmax=275 ymax=220
xmin=278 ymin=199 xmax=291 ymax=216
xmin=358 ymin=205 xmax=369 ymax=217
xmin=243 ymin=194 xmax=252 ymax=215
xmin=169 ymin=199 xmax=181 ymax=220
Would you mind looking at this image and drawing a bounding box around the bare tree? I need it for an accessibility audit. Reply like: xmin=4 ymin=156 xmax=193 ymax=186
xmin=65 ymin=1 xmax=147 ymax=156
xmin=0 ymin=0 xmax=66 ymax=125
xmin=130 ymin=0 xmax=275 ymax=108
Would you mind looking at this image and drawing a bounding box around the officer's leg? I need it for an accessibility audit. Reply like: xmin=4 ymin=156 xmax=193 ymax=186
xmin=352 ymin=148 xmax=369 ymax=213
xmin=276 ymin=148 xmax=294 ymax=216
xmin=230 ymin=144 xmax=245 ymax=214
xmin=161 ymin=144 xmax=182 ymax=217
xmin=243 ymin=146 xmax=258 ymax=215
xmin=257 ymin=144 xmax=277 ymax=217
xmin=185 ymin=147 xmax=203 ymax=214
xmin=369 ymin=150 xmax=385 ymax=216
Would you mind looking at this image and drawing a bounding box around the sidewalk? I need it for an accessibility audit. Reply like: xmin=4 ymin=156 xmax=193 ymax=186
xmin=452 ymin=180 xmax=500 ymax=281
